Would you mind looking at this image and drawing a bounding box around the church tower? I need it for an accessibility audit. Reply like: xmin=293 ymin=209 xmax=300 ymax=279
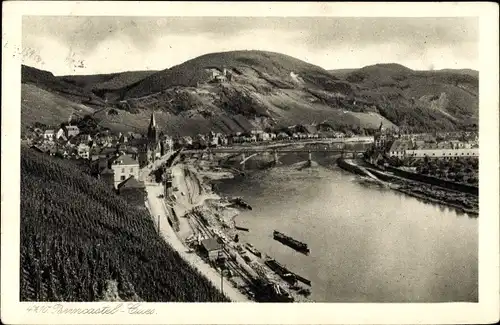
xmin=147 ymin=110 xmax=158 ymax=143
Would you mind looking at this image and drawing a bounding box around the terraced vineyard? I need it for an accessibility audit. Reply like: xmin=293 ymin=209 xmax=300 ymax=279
xmin=20 ymin=147 xmax=229 ymax=302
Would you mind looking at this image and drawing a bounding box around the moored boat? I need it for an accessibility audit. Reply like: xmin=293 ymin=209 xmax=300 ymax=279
xmin=245 ymin=243 xmax=262 ymax=258
xmin=273 ymin=230 xmax=310 ymax=255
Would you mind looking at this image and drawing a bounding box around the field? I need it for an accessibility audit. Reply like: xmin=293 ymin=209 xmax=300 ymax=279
xmin=20 ymin=147 xmax=229 ymax=302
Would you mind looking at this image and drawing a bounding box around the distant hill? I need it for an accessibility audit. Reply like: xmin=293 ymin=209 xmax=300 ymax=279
xmin=20 ymin=147 xmax=228 ymax=302
xmin=328 ymin=68 xmax=357 ymax=78
xmin=338 ymin=63 xmax=478 ymax=131
xmin=21 ymin=51 xmax=479 ymax=135
xmin=22 ymin=65 xmax=105 ymax=107
xmin=58 ymin=70 xmax=158 ymax=99
xmin=431 ymin=68 xmax=479 ymax=78
xmin=94 ymin=50 xmax=397 ymax=135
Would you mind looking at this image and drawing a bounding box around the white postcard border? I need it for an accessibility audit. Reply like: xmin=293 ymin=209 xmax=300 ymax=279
xmin=1 ymin=2 xmax=499 ymax=324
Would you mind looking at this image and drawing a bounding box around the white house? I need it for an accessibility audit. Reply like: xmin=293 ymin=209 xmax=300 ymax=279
xmin=109 ymin=154 xmax=140 ymax=188
xmin=77 ymin=143 xmax=90 ymax=159
xmin=64 ymin=125 xmax=80 ymax=138
xmin=43 ymin=130 xmax=55 ymax=141
xmin=257 ymin=132 xmax=271 ymax=141
xmin=277 ymin=132 xmax=290 ymax=140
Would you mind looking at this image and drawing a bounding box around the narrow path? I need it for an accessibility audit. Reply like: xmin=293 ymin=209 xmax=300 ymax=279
xmin=144 ymin=183 xmax=250 ymax=302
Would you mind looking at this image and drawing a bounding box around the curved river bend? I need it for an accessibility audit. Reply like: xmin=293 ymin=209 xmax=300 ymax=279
xmin=214 ymin=160 xmax=478 ymax=302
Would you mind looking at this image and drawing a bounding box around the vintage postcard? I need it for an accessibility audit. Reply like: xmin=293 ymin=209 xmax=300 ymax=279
xmin=1 ymin=1 xmax=499 ymax=324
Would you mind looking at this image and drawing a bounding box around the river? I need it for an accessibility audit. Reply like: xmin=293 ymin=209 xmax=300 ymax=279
xmin=213 ymin=154 xmax=478 ymax=302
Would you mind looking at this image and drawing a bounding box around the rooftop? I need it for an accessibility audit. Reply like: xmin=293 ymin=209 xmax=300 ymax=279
xmin=201 ymin=238 xmax=222 ymax=252
xmin=117 ymin=176 xmax=145 ymax=190
xmin=389 ymin=139 xmax=413 ymax=152
xmin=110 ymin=154 xmax=138 ymax=166
xmin=100 ymin=167 xmax=114 ymax=175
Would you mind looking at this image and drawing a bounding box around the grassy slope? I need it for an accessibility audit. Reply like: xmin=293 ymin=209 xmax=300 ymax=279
xmin=21 ymin=83 xmax=95 ymax=130
xmin=22 ymin=65 xmax=105 ymax=106
xmin=20 ymin=147 xmax=228 ymax=302
xmin=21 ymin=65 xmax=107 ymax=131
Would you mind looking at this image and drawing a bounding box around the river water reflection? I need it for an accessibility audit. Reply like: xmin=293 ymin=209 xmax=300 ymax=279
xmin=214 ymin=159 xmax=478 ymax=302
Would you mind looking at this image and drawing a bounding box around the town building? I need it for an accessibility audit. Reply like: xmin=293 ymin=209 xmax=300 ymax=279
xmin=135 ymin=111 xmax=161 ymax=167
xmin=89 ymin=147 xmax=101 ymax=161
xmin=200 ymin=238 xmax=223 ymax=263
xmin=373 ymin=122 xmax=392 ymax=151
xmin=64 ymin=125 xmax=80 ymax=138
xmin=99 ymin=147 xmax=118 ymax=159
xmin=55 ymin=128 xmax=67 ymax=141
xmin=207 ymin=131 xmax=219 ymax=147
xmin=160 ymin=135 xmax=174 ymax=155
xmin=211 ymin=68 xmax=230 ymax=83
xmin=277 ymin=132 xmax=290 ymax=140
xmin=109 ymin=154 xmax=140 ymax=188
xmin=43 ymin=130 xmax=55 ymax=141
xmin=119 ymin=133 xmax=128 ymax=144
xmin=388 ymin=140 xmax=414 ymax=159
xmin=76 ymin=143 xmax=90 ymax=159
xmin=257 ymin=132 xmax=271 ymax=141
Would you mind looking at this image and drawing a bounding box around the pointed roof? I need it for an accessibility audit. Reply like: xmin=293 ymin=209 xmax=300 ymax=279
xmin=149 ymin=110 xmax=156 ymax=129
xmin=100 ymin=167 xmax=114 ymax=175
xmin=117 ymin=175 xmax=145 ymax=190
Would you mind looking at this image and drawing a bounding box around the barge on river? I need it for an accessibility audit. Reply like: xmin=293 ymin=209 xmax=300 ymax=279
xmin=264 ymin=258 xmax=297 ymax=285
xmin=264 ymin=257 xmax=312 ymax=286
xmin=230 ymin=197 xmax=253 ymax=210
xmin=273 ymin=230 xmax=310 ymax=255
xmin=245 ymin=243 xmax=262 ymax=258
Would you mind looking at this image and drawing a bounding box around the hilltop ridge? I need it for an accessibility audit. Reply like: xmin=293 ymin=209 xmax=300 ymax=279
xmin=21 ymin=50 xmax=478 ymax=135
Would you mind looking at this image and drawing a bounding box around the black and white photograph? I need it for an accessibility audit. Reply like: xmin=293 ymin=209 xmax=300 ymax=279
xmin=2 ymin=2 xmax=499 ymax=324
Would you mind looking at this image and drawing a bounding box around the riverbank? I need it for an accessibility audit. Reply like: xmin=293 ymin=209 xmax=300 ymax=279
xmin=337 ymin=158 xmax=478 ymax=216
xmin=161 ymin=158 xmax=313 ymax=302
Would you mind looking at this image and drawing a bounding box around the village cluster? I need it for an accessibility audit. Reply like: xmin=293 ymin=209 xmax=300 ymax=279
xmin=23 ymin=109 xmax=479 ymax=194
xmin=23 ymin=114 xmax=358 ymax=184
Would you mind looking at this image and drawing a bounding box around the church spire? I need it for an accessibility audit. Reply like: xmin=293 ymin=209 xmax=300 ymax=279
xmin=147 ymin=110 xmax=158 ymax=143
xmin=149 ymin=110 xmax=156 ymax=129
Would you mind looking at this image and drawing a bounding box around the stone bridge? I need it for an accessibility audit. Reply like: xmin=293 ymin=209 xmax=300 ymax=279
xmin=183 ymin=147 xmax=365 ymax=169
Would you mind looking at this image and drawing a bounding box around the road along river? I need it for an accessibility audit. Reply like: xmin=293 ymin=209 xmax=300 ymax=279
xmin=144 ymin=182 xmax=249 ymax=302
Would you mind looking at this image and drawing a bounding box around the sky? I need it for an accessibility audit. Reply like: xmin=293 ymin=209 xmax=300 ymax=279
xmin=22 ymin=16 xmax=479 ymax=76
